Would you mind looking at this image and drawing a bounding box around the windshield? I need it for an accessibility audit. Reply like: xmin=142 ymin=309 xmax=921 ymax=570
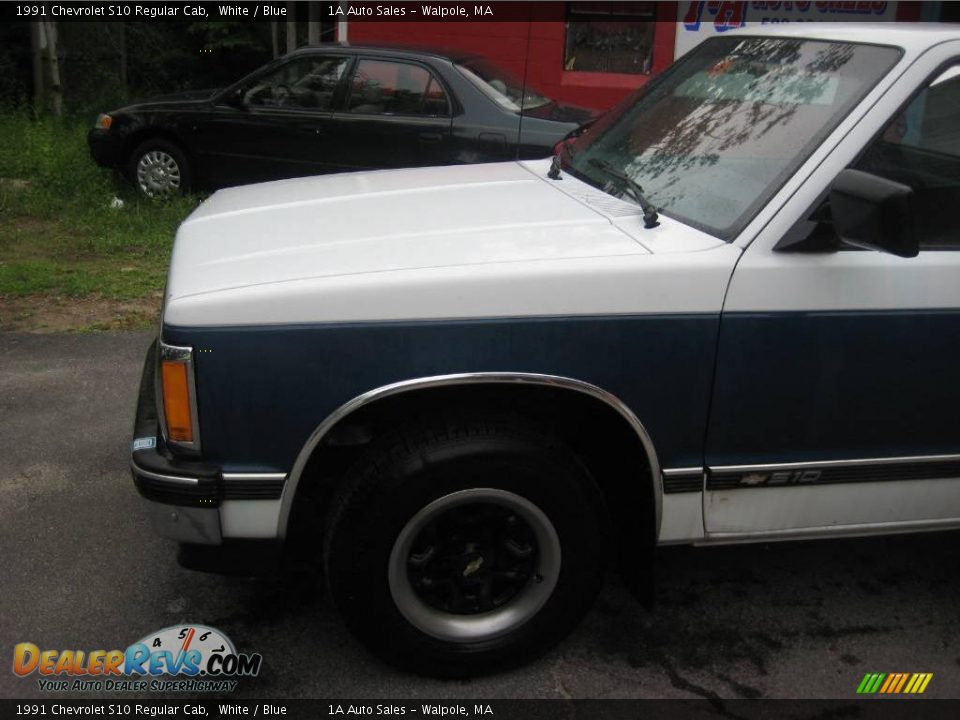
xmin=564 ymin=37 xmax=901 ymax=240
xmin=455 ymin=57 xmax=552 ymax=113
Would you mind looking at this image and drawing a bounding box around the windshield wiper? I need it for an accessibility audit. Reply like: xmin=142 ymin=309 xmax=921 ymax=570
xmin=588 ymin=158 xmax=660 ymax=229
xmin=547 ymin=153 xmax=564 ymax=180
xmin=547 ymin=138 xmax=575 ymax=180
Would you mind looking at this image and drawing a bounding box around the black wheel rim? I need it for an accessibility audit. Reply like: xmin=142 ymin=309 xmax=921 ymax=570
xmin=406 ymin=502 xmax=539 ymax=615
xmin=388 ymin=488 xmax=562 ymax=643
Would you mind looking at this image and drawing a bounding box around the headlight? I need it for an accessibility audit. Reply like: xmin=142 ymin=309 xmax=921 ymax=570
xmin=94 ymin=113 xmax=113 ymax=130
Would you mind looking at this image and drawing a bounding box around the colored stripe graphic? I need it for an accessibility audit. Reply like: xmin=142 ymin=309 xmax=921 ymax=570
xmin=894 ymin=673 xmax=909 ymax=693
xmin=857 ymin=672 xmax=932 ymax=694
xmin=879 ymin=674 xmax=896 ymax=693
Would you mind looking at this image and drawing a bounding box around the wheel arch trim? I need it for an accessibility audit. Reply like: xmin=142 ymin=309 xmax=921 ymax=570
xmin=276 ymin=372 xmax=662 ymax=539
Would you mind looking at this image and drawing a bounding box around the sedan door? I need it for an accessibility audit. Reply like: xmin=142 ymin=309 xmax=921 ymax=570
xmin=704 ymin=53 xmax=960 ymax=539
xmin=192 ymin=54 xmax=352 ymax=186
xmin=325 ymin=58 xmax=454 ymax=172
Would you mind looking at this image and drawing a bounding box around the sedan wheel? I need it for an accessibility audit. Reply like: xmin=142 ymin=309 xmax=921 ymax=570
xmin=128 ymin=140 xmax=190 ymax=198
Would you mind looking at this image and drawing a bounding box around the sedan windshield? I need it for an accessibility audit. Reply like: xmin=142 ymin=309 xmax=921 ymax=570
xmin=455 ymin=57 xmax=552 ymax=112
xmin=565 ymin=37 xmax=901 ymax=240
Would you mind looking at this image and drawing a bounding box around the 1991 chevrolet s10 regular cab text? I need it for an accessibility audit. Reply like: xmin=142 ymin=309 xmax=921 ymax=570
xmin=131 ymin=25 xmax=960 ymax=676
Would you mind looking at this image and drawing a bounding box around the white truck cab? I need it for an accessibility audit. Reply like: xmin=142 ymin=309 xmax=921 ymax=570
xmin=132 ymin=25 xmax=960 ymax=676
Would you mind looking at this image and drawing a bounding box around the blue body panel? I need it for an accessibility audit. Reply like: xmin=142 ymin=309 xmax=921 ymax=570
xmin=706 ymin=309 xmax=960 ymax=467
xmin=164 ymin=314 xmax=721 ymax=473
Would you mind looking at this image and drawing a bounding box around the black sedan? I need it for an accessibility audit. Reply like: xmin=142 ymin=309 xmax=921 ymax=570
xmin=88 ymin=44 xmax=595 ymax=197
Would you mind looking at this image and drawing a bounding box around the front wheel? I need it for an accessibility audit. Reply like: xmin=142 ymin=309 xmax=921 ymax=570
xmin=323 ymin=416 xmax=608 ymax=677
xmin=128 ymin=139 xmax=190 ymax=198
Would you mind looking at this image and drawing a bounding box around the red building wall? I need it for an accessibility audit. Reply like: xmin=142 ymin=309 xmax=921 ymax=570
xmin=344 ymin=1 xmax=924 ymax=112
xmin=343 ymin=9 xmax=678 ymax=111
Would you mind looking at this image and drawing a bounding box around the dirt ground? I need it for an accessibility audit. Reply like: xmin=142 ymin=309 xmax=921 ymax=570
xmin=0 ymin=293 xmax=161 ymax=332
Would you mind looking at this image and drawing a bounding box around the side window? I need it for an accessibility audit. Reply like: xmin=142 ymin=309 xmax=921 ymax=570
xmin=347 ymin=60 xmax=449 ymax=116
xmin=244 ymin=56 xmax=349 ymax=110
xmin=855 ymin=64 xmax=960 ymax=248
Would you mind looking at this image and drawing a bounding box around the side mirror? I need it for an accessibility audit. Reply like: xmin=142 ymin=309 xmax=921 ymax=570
xmin=220 ymin=88 xmax=247 ymax=110
xmin=829 ymin=168 xmax=917 ymax=258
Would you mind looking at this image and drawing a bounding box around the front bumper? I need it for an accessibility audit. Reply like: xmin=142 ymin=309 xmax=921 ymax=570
xmin=88 ymin=128 xmax=124 ymax=168
xmin=131 ymin=339 xmax=222 ymax=544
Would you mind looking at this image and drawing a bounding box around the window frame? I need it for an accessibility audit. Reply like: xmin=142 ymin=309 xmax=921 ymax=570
xmin=563 ymin=1 xmax=658 ymax=76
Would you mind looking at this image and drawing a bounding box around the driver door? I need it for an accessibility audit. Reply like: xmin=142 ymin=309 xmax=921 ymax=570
xmin=703 ymin=56 xmax=960 ymax=538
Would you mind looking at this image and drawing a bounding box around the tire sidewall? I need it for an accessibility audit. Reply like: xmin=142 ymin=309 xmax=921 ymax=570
xmin=324 ymin=429 xmax=607 ymax=675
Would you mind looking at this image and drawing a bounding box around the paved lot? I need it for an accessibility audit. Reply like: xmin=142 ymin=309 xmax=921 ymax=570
xmin=1 ymin=331 xmax=958 ymax=700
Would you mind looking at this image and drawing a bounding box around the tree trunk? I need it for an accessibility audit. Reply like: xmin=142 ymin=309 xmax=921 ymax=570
xmin=30 ymin=22 xmax=45 ymax=116
xmin=43 ymin=19 xmax=62 ymax=117
xmin=118 ymin=22 xmax=128 ymax=99
xmin=286 ymin=2 xmax=297 ymax=53
xmin=271 ymin=21 xmax=279 ymax=59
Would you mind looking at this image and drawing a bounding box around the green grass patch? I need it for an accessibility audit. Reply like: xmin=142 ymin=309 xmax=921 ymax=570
xmin=0 ymin=111 xmax=197 ymax=312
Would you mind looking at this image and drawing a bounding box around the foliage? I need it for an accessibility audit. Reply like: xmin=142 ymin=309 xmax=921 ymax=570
xmin=8 ymin=20 xmax=273 ymax=116
xmin=0 ymin=24 xmax=31 ymax=108
xmin=0 ymin=20 xmax=273 ymax=329
xmin=0 ymin=111 xmax=197 ymax=307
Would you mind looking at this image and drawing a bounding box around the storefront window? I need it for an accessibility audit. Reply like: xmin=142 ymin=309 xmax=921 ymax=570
xmin=564 ymin=1 xmax=656 ymax=75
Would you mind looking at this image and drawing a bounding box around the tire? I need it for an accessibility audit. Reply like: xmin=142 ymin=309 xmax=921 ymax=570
xmin=323 ymin=415 xmax=608 ymax=677
xmin=128 ymin=138 xmax=190 ymax=198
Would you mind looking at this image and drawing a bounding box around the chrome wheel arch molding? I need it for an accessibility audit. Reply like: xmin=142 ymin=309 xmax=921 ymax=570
xmin=276 ymin=372 xmax=662 ymax=539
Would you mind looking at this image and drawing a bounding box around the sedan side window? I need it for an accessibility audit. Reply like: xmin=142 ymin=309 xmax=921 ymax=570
xmin=855 ymin=64 xmax=960 ymax=248
xmin=244 ymin=56 xmax=349 ymax=110
xmin=347 ymin=60 xmax=450 ymax=116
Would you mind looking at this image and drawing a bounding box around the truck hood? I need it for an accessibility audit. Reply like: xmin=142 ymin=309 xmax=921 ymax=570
xmin=165 ymin=160 xmax=732 ymax=326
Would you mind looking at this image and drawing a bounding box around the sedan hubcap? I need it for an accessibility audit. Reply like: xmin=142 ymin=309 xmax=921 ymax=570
xmin=136 ymin=150 xmax=181 ymax=197
xmin=388 ymin=488 xmax=561 ymax=643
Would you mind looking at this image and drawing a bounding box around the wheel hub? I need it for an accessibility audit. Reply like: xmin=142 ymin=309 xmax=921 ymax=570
xmin=406 ymin=502 xmax=538 ymax=615
xmin=388 ymin=488 xmax=561 ymax=643
xmin=136 ymin=150 xmax=181 ymax=197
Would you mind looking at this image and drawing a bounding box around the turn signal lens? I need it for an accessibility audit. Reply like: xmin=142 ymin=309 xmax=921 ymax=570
xmin=95 ymin=113 xmax=112 ymax=130
xmin=161 ymin=361 xmax=194 ymax=443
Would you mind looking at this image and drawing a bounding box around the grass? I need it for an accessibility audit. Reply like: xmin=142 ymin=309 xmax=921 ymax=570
xmin=0 ymin=111 xmax=198 ymax=330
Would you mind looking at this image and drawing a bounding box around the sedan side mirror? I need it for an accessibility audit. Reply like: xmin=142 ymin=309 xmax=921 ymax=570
xmin=221 ymin=88 xmax=247 ymax=110
xmin=829 ymin=169 xmax=918 ymax=258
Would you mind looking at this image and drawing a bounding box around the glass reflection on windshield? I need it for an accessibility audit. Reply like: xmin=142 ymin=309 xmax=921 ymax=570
xmin=565 ymin=37 xmax=901 ymax=240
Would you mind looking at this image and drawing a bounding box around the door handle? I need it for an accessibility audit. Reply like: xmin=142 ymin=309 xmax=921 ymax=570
xmin=419 ymin=132 xmax=443 ymax=144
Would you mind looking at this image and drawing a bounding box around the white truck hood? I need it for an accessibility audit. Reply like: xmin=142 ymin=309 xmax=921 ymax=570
xmin=164 ymin=160 xmax=736 ymax=327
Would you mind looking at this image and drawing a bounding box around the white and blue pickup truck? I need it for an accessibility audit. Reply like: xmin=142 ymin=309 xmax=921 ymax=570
xmin=131 ymin=25 xmax=960 ymax=676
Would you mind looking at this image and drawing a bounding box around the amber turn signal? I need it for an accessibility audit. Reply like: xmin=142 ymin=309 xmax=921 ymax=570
xmin=161 ymin=361 xmax=194 ymax=443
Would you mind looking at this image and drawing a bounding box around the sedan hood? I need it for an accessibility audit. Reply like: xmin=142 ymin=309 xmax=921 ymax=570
xmin=118 ymin=88 xmax=219 ymax=112
xmin=523 ymin=102 xmax=597 ymax=124
xmin=164 ymin=160 xmax=732 ymax=327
